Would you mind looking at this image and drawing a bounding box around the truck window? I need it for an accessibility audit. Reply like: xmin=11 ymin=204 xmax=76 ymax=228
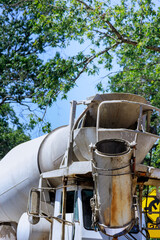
xmin=66 ymin=191 xmax=75 ymax=213
xmin=60 ymin=191 xmax=79 ymax=221
xmin=61 ymin=191 xmax=75 ymax=213
xmin=82 ymin=189 xmax=93 ymax=230
xmin=73 ymin=191 xmax=79 ymax=222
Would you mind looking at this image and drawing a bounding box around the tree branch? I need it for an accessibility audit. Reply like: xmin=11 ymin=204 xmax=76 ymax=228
xmin=1 ymin=0 xmax=34 ymax=8
xmin=73 ymin=42 xmax=119 ymax=82
xmin=76 ymin=0 xmax=92 ymax=10
xmin=92 ymin=29 xmax=118 ymax=41
xmin=77 ymin=0 xmax=160 ymax=53
xmin=0 ymin=93 xmax=35 ymax=106
xmin=0 ymin=96 xmax=10 ymax=106
xmin=103 ymin=15 xmax=160 ymax=52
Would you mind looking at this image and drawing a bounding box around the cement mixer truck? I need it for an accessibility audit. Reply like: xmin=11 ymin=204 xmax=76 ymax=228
xmin=0 ymin=93 xmax=160 ymax=240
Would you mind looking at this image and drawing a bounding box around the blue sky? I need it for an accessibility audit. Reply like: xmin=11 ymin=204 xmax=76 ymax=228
xmin=13 ymin=37 xmax=117 ymax=138
xmin=29 ymin=40 xmax=119 ymax=138
xmin=46 ymin=75 xmax=97 ymax=129
xmin=31 ymin=66 xmax=110 ymax=138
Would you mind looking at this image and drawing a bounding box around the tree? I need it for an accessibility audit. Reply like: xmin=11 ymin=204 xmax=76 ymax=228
xmin=0 ymin=104 xmax=30 ymax=159
xmin=0 ymin=0 xmax=160 ymax=156
xmin=1 ymin=0 xmax=160 ymax=106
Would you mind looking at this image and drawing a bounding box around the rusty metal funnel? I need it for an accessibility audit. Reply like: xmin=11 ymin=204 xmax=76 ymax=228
xmin=91 ymin=139 xmax=135 ymax=237
xmin=98 ymin=129 xmax=159 ymax=165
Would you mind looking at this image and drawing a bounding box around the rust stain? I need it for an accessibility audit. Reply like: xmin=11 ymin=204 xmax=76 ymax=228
xmin=0 ymin=224 xmax=16 ymax=239
xmin=110 ymin=176 xmax=132 ymax=227
xmin=111 ymin=181 xmax=119 ymax=227
xmin=103 ymin=207 xmax=110 ymax=226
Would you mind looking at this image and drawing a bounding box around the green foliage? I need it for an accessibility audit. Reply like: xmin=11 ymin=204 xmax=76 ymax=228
xmin=0 ymin=104 xmax=30 ymax=159
xmin=105 ymin=1 xmax=160 ymax=108
xmin=1 ymin=0 xmax=160 ymax=110
xmin=0 ymin=0 xmax=160 ymax=156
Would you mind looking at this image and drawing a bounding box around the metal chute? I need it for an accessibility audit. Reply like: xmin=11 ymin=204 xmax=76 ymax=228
xmin=87 ymin=95 xmax=160 ymax=237
xmin=91 ymin=139 xmax=134 ymax=237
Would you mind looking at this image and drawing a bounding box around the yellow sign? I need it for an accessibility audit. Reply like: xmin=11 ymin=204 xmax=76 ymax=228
xmin=147 ymin=222 xmax=160 ymax=238
xmin=142 ymin=189 xmax=160 ymax=222
xmin=142 ymin=189 xmax=160 ymax=238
